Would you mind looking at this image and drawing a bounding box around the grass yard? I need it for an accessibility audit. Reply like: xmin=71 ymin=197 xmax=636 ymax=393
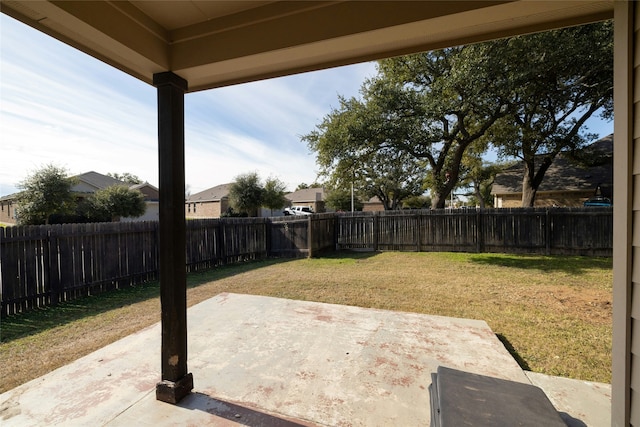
xmin=0 ymin=251 xmax=612 ymax=394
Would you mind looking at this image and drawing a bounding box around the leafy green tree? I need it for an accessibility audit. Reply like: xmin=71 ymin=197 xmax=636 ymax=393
xmin=402 ymin=195 xmax=431 ymax=209
xmin=325 ymin=188 xmax=363 ymax=212
xmin=220 ymin=207 xmax=247 ymax=218
xmin=458 ymin=153 xmax=511 ymax=209
xmin=73 ymin=198 xmax=108 ymax=223
xmin=295 ymin=182 xmax=323 ymax=191
xmin=370 ymin=43 xmax=513 ymax=209
xmin=88 ymin=185 xmax=146 ymax=222
xmin=360 ymin=148 xmax=424 ymax=210
xmin=306 ymin=40 xmax=513 ymax=209
xmin=489 ymin=21 xmax=613 ymax=206
xmin=305 ymin=96 xmax=425 ymax=210
xmin=262 ymin=177 xmax=288 ymax=215
xmin=229 ymin=172 xmax=264 ymax=216
xmin=16 ymin=164 xmax=77 ymax=225
xmin=306 ymin=22 xmax=611 ymax=209
xmin=107 ymin=172 xmax=142 ymax=184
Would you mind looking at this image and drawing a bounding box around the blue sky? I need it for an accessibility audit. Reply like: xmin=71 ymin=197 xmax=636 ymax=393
xmin=0 ymin=14 xmax=376 ymax=196
xmin=1 ymin=14 xmax=613 ymax=197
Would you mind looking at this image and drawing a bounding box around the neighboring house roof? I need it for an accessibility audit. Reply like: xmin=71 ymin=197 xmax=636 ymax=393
xmin=73 ymin=171 xmax=126 ymax=193
xmin=285 ymin=187 xmax=325 ymax=203
xmin=0 ymin=194 xmax=14 ymax=203
xmin=130 ymin=183 xmax=160 ymax=201
xmin=72 ymin=172 xmax=159 ymax=201
xmin=0 ymin=171 xmax=155 ymax=201
xmin=491 ymin=134 xmax=613 ymax=196
xmin=186 ymin=183 xmax=233 ymax=203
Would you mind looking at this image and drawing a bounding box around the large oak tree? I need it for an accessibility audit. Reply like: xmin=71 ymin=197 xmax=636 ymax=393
xmin=305 ymin=40 xmax=512 ymax=209
xmin=489 ymin=21 xmax=613 ymax=206
xmin=369 ymin=43 xmax=513 ymax=209
xmin=304 ymin=94 xmax=426 ymax=211
xmin=305 ymin=21 xmax=612 ymax=209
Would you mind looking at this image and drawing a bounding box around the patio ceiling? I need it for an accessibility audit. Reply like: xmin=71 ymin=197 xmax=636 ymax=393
xmin=1 ymin=1 xmax=613 ymax=93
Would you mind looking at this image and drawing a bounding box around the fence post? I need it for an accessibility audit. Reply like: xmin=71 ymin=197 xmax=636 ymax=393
xmin=415 ymin=213 xmax=421 ymax=251
xmin=476 ymin=209 xmax=484 ymax=253
xmin=545 ymin=209 xmax=551 ymax=255
xmin=217 ymin=220 xmax=226 ymax=264
xmin=0 ymin=226 xmax=7 ymax=317
xmin=307 ymin=215 xmax=313 ymax=258
xmin=373 ymin=212 xmax=379 ymax=251
xmin=334 ymin=214 xmax=339 ymax=251
xmin=47 ymin=226 xmax=62 ymax=306
xmin=265 ymin=218 xmax=272 ymax=257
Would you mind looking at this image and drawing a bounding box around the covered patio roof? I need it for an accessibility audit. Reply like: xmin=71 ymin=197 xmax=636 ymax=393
xmin=1 ymin=1 xmax=613 ymax=92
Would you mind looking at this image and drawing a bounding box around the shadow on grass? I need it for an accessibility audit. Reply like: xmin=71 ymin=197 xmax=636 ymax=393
xmin=186 ymin=257 xmax=297 ymax=288
xmin=1 ymin=257 xmax=296 ymax=343
xmin=469 ymin=254 xmax=611 ymax=275
xmin=496 ymin=333 xmax=531 ymax=372
xmin=314 ymin=249 xmax=379 ymax=261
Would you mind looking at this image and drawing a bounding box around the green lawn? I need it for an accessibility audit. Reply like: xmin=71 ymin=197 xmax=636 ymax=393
xmin=0 ymin=251 xmax=612 ymax=393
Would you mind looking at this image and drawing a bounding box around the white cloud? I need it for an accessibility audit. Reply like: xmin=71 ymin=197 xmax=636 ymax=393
xmin=1 ymin=14 xmax=376 ymax=197
xmin=180 ymin=63 xmax=377 ymax=193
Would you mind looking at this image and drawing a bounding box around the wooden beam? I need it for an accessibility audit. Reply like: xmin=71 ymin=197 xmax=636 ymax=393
xmin=153 ymin=71 xmax=193 ymax=404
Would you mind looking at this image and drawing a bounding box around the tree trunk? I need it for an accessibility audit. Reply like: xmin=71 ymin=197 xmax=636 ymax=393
xmin=432 ymin=175 xmax=456 ymax=209
xmin=521 ymin=156 xmax=554 ymax=208
xmin=432 ymin=192 xmax=446 ymax=209
xmin=475 ymin=185 xmax=486 ymax=209
xmin=521 ymin=180 xmax=536 ymax=207
xmin=521 ymin=161 xmax=537 ymax=207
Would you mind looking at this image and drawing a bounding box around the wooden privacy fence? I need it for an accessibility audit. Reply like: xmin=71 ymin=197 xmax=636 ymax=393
xmin=1 ymin=222 xmax=160 ymax=317
xmin=336 ymin=207 xmax=613 ymax=256
xmin=0 ymin=215 xmax=336 ymax=316
xmin=1 ymin=208 xmax=610 ymax=316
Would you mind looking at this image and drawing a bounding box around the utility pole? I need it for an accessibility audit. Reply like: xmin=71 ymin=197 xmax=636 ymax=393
xmin=351 ymin=182 xmax=354 ymax=213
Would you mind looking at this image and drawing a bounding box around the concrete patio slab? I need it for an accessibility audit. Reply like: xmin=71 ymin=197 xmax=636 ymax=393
xmin=526 ymin=371 xmax=611 ymax=427
xmin=0 ymin=293 xmax=609 ymax=426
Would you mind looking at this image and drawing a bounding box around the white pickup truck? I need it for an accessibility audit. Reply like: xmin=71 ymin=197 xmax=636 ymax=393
xmin=283 ymin=206 xmax=314 ymax=216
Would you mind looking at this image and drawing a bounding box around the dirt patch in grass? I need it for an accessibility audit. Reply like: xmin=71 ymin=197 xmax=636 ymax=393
xmin=0 ymin=252 xmax=612 ymax=393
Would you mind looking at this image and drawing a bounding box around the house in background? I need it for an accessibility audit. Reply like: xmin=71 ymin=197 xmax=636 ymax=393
xmin=185 ymin=184 xmax=326 ymax=218
xmin=0 ymin=171 xmax=159 ymax=224
xmin=123 ymin=182 xmax=159 ymax=222
xmin=185 ymin=183 xmax=232 ymax=219
xmin=72 ymin=171 xmax=130 ymax=198
xmin=491 ymin=134 xmax=613 ymax=208
xmin=285 ymin=187 xmax=327 ymax=214
xmin=0 ymin=194 xmax=16 ymax=224
xmin=74 ymin=171 xmax=159 ymax=221
xmin=362 ymin=196 xmax=384 ymax=212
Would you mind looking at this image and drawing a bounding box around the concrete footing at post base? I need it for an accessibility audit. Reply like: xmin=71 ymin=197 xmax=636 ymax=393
xmin=156 ymin=372 xmax=193 ymax=404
